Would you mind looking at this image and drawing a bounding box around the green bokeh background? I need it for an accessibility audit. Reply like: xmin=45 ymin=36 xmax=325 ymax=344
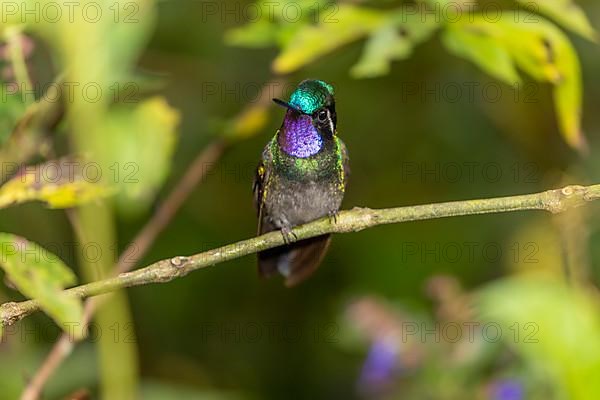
xmin=1 ymin=0 xmax=600 ymax=398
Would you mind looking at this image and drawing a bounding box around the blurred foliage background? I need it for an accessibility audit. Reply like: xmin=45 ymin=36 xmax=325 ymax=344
xmin=0 ymin=0 xmax=600 ymax=399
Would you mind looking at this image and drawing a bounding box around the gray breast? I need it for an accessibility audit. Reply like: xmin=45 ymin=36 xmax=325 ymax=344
xmin=266 ymin=176 xmax=343 ymax=229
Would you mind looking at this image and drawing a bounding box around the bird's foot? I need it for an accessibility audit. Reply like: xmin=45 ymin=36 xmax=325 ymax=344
xmin=327 ymin=210 xmax=339 ymax=224
xmin=281 ymin=227 xmax=298 ymax=244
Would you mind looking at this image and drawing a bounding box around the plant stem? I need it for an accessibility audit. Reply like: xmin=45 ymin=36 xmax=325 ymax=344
xmin=5 ymin=27 xmax=34 ymax=105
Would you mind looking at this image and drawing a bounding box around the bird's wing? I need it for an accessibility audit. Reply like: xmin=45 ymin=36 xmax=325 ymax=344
xmin=338 ymin=137 xmax=350 ymax=182
xmin=255 ymin=141 xmax=284 ymax=278
xmin=253 ymin=141 xmax=273 ymax=235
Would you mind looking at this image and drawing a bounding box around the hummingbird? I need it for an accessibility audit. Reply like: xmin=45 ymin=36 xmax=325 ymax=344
xmin=253 ymin=79 xmax=349 ymax=286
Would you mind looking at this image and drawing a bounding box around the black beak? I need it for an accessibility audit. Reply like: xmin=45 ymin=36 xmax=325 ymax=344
xmin=272 ymin=98 xmax=302 ymax=113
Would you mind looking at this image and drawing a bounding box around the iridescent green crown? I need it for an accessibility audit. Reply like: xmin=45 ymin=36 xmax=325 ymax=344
xmin=289 ymin=80 xmax=334 ymax=115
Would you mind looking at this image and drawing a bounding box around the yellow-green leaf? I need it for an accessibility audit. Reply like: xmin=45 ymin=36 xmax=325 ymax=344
xmin=225 ymin=19 xmax=280 ymax=48
xmin=225 ymin=0 xmax=331 ymax=48
xmin=0 ymin=159 xmax=114 ymax=209
xmin=352 ymin=26 xmax=410 ymax=78
xmin=352 ymin=12 xmax=439 ymax=78
xmin=0 ymin=233 xmax=84 ymax=338
xmin=500 ymin=15 xmax=584 ymax=150
xmin=515 ymin=0 xmax=596 ymax=41
xmin=440 ymin=13 xmax=585 ymax=150
xmin=442 ymin=23 xmax=520 ymax=84
xmin=272 ymin=5 xmax=386 ymax=74
xmin=227 ymin=104 xmax=270 ymax=141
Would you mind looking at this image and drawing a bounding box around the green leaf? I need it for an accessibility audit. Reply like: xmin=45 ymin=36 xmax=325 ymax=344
xmin=500 ymin=15 xmax=584 ymax=150
xmin=272 ymin=5 xmax=386 ymax=74
xmin=95 ymin=97 xmax=180 ymax=214
xmin=352 ymin=13 xmax=439 ymax=78
xmin=231 ymin=2 xmax=440 ymax=77
xmin=442 ymin=23 xmax=520 ymax=85
xmin=515 ymin=0 xmax=597 ymax=41
xmin=0 ymin=233 xmax=83 ymax=338
xmin=477 ymin=277 xmax=600 ymax=400
xmin=0 ymin=159 xmax=114 ymax=209
xmin=351 ymin=26 xmax=412 ymax=78
xmin=225 ymin=19 xmax=280 ymax=48
xmin=440 ymin=14 xmax=585 ymax=150
xmin=553 ymin=61 xmax=583 ymax=150
xmin=224 ymin=0 xmax=331 ymax=48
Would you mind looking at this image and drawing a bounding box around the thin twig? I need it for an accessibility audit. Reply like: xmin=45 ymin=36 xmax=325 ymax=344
xmin=5 ymin=183 xmax=600 ymax=329
xmin=118 ymin=139 xmax=228 ymax=274
xmin=18 ymin=140 xmax=227 ymax=400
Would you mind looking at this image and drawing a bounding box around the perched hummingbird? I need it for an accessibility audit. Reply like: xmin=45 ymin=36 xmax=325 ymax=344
xmin=253 ymin=79 xmax=349 ymax=286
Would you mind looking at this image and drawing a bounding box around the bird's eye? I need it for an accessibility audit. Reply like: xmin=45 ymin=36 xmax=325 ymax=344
xmin=317 ymin=109 xmax=328 ymax=123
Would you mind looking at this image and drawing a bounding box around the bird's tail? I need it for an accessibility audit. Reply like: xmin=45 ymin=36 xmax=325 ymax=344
xmin=258 ymin=234 xmax=331 ymax=287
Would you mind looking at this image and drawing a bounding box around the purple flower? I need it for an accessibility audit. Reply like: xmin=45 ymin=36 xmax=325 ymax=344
xmin=358 ymin=338 xmax=400 ymax=394
xmin=491 ymin=379 xmax=524 ymax=400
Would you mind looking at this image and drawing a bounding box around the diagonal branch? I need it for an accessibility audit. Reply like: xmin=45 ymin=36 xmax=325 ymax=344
xmin=3 ymin=183 xmax=600 ymax=328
